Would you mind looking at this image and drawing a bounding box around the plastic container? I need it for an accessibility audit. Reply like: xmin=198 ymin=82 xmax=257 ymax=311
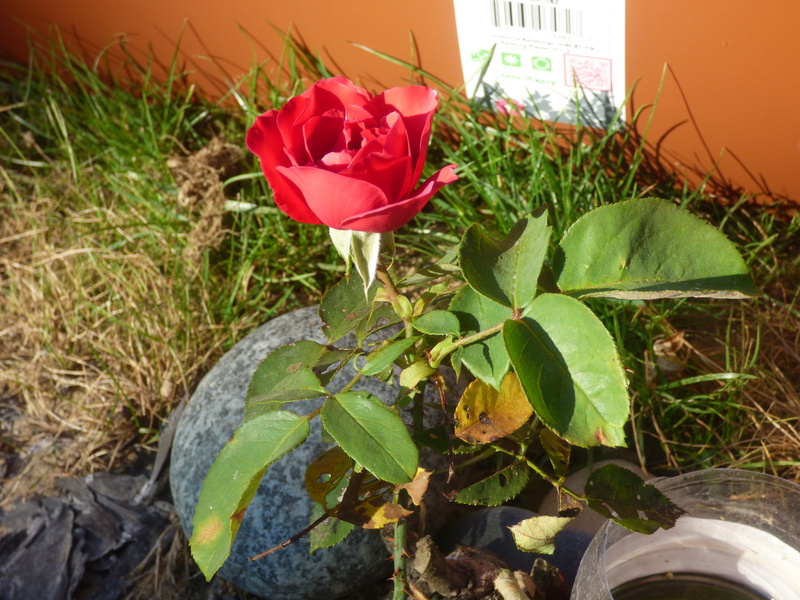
xmin=570 ymin=469 xmax=800 ymax=600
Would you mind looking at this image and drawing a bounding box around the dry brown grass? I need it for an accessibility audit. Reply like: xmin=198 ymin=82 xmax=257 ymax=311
xmin=0 ymin=160 xmax=247 ymax=509
xmin=632 ymin=257 xmax=800 ymax=481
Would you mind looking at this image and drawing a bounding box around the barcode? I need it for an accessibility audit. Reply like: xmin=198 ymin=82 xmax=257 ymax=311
xmin=490 ymin=1 xmax=585 ymax=37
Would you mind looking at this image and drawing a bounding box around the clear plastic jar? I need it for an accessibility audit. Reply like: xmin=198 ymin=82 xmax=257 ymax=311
xmin=570 ymin=469 xmax=800 ymax=600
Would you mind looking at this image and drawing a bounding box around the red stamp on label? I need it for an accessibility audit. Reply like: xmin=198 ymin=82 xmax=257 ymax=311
xmin=564 ymin=55 xmax=612 ymax=91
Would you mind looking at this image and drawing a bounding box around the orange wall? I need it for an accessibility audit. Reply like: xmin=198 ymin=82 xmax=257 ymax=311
xmin=2 ymin=0 xmax=799 ymax=205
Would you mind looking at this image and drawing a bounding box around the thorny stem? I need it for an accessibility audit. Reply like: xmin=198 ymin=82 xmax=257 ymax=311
xmin=375 ymin=262 xmax=420 ymax=599
xmin=392 ymin=500 xmax=408 ymax=600
xmin=454 ymin=320 xmax=506 ymax=347
xmin=428 ymin=320 xmax=507 ymax=367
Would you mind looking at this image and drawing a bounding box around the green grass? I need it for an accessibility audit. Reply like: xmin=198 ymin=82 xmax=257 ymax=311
xmin=2 ymin=30 xmax=799 ymax=502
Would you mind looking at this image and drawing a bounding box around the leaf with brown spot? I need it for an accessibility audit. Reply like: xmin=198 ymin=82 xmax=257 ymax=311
xmin=244 ymin=341 xmax=329 ymax=420
xmin=556 ymin=490 xmax=583 ymax=519
xmin=190 ymin=410 xmax=310 ymax=580
xmin=454 ymin=373 xmax=532 ymax=444
xmin=320 ymin=274 xmax=379 ymax=342
xmin=192 ymin=514 xmax=224 ymax=548
xmin=230 ymin=507 xmax=247 ymax=527
xmin=305 ymin=445 xmax=353 ymax=509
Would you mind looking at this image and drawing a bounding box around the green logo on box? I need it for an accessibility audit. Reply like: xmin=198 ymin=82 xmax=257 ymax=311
xmin=471 ymin=49 xmax=491 ymax=62
xmin=532 ymin=57 xmax=553 ymax=71
xmin=501 ymin=53 xmax=522 ymax=67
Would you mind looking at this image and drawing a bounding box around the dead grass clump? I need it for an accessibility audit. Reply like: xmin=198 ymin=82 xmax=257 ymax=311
xmin=167 ymin=134 xmax=244 ymax=267
xmin=0 ymin=187 xmax=236 ymax=509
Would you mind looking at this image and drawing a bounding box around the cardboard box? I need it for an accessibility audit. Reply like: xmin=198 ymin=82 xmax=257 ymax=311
xmin=2 ymin=0 xmax=798 ymax=205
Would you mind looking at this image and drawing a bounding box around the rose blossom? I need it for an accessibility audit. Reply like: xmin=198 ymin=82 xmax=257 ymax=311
xmin=246 ymin=77 xmax=457 ymax=233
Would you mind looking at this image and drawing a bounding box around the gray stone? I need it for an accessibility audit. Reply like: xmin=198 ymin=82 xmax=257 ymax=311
xmin=170 ymin=306 xmax=397 ymax=600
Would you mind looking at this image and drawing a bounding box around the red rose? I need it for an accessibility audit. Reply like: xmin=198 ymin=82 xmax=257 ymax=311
xmin=246 ymin=77 xmax=457 ymax=233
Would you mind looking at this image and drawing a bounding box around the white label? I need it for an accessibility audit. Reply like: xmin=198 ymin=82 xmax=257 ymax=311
xmin=453 ymin=0 xmax=626 ymax=128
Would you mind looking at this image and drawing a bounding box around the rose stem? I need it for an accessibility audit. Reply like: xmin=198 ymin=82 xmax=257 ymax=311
xmin=392 ymin=489 xmax=409 ymax=600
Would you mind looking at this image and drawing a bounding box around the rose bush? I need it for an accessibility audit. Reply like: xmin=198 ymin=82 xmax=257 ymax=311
xmin=193 ymin=75 xmax=760 ymax=597
xmin=246 ymin=76 xmax=457 ymax=233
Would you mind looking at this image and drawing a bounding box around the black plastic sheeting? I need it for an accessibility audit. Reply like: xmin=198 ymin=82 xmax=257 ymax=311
xmin=0 ymin=473 xmax=170 ymax=600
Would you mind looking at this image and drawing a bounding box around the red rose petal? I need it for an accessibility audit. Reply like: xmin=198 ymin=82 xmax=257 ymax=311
xmin=303 ymin=77 xmax=372 ymax=118
xmin=275 ymin=94 xmax=311 ymax=163
xmin=318 ymin=149 xmax=356 ymax=172
xmin=245 ymin=111 xmax=284 ymax=166
xmin=246 ymin=78 xmax=453 ymax=232
xmin=276 ymin=166 xmax=389 ymax=230
xmin=344 ymin=150 xmax=411 ymax=203
xmin=376 ymin=86 xmax=439 ymax=119
xmin=247 ymin=113 xmax=324 ymax=225
xmin=340 ymin=164 xmax=458 ymax=233
xmin=302 ymin=113 xmax=345 ymax=163
xmin=371 ymin=86 xmax=438 ymax=186
xmin=347 ymin=113 xmax=412 ymax=196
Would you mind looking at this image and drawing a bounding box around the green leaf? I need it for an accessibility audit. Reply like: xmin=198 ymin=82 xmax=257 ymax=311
xmin=321 ymin=392 xmax=418 ymax=484
xmin=412 ymin=310 xmax=461 ymax=336
xmin=584 ymin=463 xmax=686 ymax=533
xmin=449 ymin=285 xmax=512 ymax=389
xmin=244 ymin=341 xmax=329 ymax=420
xmin=309 ymin=502 xmax=355 ymax=553
xmin=360 ymin=336 xmax=419 ymax=376
xmin=503 ymin=294 xmax=629 ymax=447
xmin=455 ymin=462 xmax=530 ymax=506
xmin=555 ymin=197 xmax=759 ymax=299
xmin=509 ymin=515 xmax=574 ymax=554
xmin=190 ymin=411 xmax=310 ymax=580
xmin=320 ymin=275 xmax=377 ymax=343
xmin=460 ymin=210 xmax=551 ymax=309
xmin=355 ymin=301 xmax=401 ymax=346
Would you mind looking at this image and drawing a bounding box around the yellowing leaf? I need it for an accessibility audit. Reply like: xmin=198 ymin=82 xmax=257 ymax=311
xmin=395 ymin=468 xmax=432 ymax=506
xmin=304 ymin=446 xmax=353 ymax=509
xmin=510 ymin=515 xmax=573 ymax=554
xmin=539 ymin=429 xmax=571 ymax=479
xmin=454 ymin=372 xmax=532 ymax=444
xmin=337 ymin=496 xmax=412 ymax=529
